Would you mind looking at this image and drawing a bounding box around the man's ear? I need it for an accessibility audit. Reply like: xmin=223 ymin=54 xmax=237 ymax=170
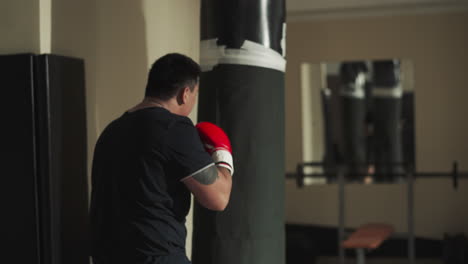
xmin=177 ymin=86 xmax=190 ymax=105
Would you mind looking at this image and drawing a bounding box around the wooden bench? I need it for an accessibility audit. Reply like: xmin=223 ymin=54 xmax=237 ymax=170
xmin=342 ymin=223 xmax=394 ymax=264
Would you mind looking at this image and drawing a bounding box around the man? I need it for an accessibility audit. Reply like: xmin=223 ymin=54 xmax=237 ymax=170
xmin=89 ymin=53 xmax=233 ymax=264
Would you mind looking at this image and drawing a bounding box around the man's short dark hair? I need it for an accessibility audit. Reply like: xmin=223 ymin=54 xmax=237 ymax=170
xmin=145 ymin=53 xmax=201 ymax=100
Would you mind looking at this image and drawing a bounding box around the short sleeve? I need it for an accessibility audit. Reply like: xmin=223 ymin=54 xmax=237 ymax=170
xmin=165 ymin=117 xmax=215 ymax=181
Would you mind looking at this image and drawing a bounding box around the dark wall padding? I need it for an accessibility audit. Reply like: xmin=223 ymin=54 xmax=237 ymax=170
xmin=0 ymin=54 xmax=88 ymax=264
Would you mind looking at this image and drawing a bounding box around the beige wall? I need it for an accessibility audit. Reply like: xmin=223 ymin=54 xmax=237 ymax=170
xmin=285 ymin=11 xmax=468 ymax=238
xmin=0 ymin=0 xmax=41 ymax=54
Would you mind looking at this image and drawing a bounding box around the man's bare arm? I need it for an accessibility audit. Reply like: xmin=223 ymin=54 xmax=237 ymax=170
xmin=182 ymin=165 xmax=232 ymax=211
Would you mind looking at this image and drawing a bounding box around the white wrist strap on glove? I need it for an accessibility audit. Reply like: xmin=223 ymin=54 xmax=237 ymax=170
xmin=211 ymin=149 xmax=234 ymax=176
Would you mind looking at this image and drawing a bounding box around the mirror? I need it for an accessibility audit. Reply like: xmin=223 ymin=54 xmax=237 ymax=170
xmin=297 ymin=59 xmax=415 ymax=184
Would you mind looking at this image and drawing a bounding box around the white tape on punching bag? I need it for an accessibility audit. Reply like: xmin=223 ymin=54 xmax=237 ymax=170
xmin=372 ymin=85 xmax=403 ymax=98
xmin=339 ymin=71 xmax=367 ymax=99
xmin=200 ymin=38 xmax=286 ymax=72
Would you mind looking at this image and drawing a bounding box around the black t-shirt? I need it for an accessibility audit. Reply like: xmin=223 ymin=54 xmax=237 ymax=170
xmin=89 ymin=107 xmax=213 ymax=261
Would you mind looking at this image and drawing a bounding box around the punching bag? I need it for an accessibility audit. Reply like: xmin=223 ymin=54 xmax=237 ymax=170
xmin=339 ymin=62 xmax=369 ymax=181
xmin=193 ymin=1 xmax=286 ymax=264
xmin=371 ymin=60 xmax=404 ymax=182
xmin=320 ymin=88 xmax=336 ymax=176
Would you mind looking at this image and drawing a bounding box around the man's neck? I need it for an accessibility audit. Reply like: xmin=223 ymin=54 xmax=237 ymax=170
xmin=128 ymin=97 xmax=180 ymax=114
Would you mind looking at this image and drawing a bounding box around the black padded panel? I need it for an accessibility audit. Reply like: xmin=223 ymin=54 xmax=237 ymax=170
xmin=0 ymin=53 xmax=40 ymax=264
xmin=0 ymin=54 xmax=88 ymax=264
xmin=35 ymin=54 xmax=89 ymax=264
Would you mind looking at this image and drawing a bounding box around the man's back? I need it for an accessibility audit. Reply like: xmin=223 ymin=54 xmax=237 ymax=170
xmin=89 ymin=107 xmax=212 ymax=263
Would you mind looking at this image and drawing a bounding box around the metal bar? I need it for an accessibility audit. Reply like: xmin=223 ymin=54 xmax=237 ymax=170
xmin=338 ymin=166 xmax=346 ymax=264
xmin=299 ymin=162 xmax=409 ymax=167
xmin=415 ymin=173 xmax=468 ymax=177
xmin=356 ymin=249 xmax=365 ymax=264
xmin=408 ymin=169 xmax=415 ymax=264
xmin=453 ymin=161 xmax=459 ymax=189
xmin=296 ymin=162 xmax=468 ymax=176
xmin=293 ymin=172 xmax=468 ymax=178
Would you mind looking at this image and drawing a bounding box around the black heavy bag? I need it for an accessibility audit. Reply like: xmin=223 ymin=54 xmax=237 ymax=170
xmin=371 ymin=60 xmax=404 ymax=182
xmin=193 ymin=1 xmax=286 ymax=264
xmin=339 ymin=62 xmax=368 ymax=181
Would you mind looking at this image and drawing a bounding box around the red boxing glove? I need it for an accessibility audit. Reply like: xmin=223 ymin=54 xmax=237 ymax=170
xmin=195 ymin=122 xmax=234 ymax=176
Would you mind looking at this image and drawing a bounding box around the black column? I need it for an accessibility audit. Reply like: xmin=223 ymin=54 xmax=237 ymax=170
xmin=193 ymin=1 xmax=286 ymax=264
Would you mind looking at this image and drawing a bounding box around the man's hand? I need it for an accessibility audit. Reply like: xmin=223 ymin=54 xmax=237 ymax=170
xmin=195 ymin=122 xmax=234 ymax=176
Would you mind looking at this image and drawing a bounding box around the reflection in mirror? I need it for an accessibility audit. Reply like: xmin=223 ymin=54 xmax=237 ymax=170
xmin=299 ymin=59 xmax=414 ymax=184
